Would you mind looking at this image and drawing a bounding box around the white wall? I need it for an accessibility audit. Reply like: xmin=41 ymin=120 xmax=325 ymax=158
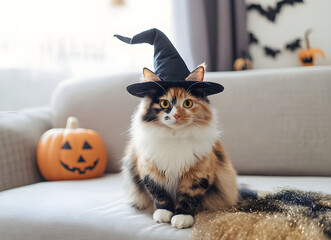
xmin=246 ymin=0 xmax=331 ymax=69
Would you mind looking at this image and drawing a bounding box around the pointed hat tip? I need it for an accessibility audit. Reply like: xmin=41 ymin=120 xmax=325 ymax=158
xmin=114 ymin=34 xmax=132 ymax=44
xmin=115 ymin=28 xmax=190 ymax=80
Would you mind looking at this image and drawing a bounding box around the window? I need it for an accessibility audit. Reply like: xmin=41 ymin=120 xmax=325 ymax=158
xmin=0 ymin=0 xmax=173 ymax=77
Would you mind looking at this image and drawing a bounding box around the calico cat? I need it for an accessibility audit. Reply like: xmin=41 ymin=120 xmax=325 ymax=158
xmin=122 ymin=65 xmax=238 ymax=229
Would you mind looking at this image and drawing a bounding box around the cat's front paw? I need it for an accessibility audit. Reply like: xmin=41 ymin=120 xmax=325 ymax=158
xmin=153 ymin=209 xmax=173 ymax=223
xmin=171 ymin=214 xmax=194 ymax=229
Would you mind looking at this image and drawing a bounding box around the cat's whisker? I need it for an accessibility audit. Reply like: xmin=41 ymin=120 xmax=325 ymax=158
xmin=186 ymin=81 xmax=202 ymax=93
xmin=150 ymin=81 xmax=167 ymax=94
xmin=189 ymin=122 xmax=202 ymax=127
xmin=142 ymin=120 xmax=167 ymax=129
xmin=193 ymin=119 xmax=206 ymax=123
xmin=120 ymin=128 xmax=131 ymax=136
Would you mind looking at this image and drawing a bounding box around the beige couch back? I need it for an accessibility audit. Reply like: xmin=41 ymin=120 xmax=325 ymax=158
xmin=51 ymin=67 xmax=331 ymax=176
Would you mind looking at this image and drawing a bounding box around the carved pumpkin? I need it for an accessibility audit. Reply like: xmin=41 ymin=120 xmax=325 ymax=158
xmin=37 ymin=117 xmax=107 ymax=181
xmin=298 ymin=29 xmax=325 ymax=66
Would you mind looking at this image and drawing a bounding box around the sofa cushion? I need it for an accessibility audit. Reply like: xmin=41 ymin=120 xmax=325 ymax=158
xmin=207 ymin=66 xmax=331 ymax=176
xmin=0 ymin=174 xmax=191 ymax=240
xmin=0 ymin=174 xmax=330 ymax=240
xmin=0 ymin=107 xmax=52 ymax=191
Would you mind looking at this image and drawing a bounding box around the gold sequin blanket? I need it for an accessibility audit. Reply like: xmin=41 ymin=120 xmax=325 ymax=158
xmin=192 ymin=189 xmax=331 ymax=240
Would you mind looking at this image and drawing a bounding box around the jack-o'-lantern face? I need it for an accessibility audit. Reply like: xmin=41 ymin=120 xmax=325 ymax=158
xmin=60 ymin=137 xmax=100 ymax=174
xmin=37 ymin=117 xmax=107 ymax=181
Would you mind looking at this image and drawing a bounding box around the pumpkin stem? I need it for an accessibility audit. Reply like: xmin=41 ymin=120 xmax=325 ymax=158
xmin=66 ymin=116 xmax=79 ymax=129
xmin=305 ymin=29 xmax=313 ymax=50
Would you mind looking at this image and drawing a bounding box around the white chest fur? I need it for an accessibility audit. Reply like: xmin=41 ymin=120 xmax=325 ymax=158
xmin=131 ymin=101 xmax=220 ymax=184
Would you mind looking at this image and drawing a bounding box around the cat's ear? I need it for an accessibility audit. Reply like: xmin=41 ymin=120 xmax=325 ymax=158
xmin=143 ymin=68 xmax=161 ymax=82
xmin=185 ymin=63 xmax=206 ymax=82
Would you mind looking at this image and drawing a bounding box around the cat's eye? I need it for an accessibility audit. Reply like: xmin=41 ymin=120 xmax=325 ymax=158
xmin=183 ymin=99 xmax=193 ymax=109
xmin=160 ymin=100 xmax=170 ymax=109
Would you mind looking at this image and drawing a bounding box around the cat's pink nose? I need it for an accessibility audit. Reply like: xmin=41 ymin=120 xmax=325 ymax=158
xmin=174 ymin=113 xmax=181 ymax=120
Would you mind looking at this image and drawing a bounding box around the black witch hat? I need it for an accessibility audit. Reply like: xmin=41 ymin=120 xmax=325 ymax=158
xmin=114 ymin=28 xmax=223 ymax=98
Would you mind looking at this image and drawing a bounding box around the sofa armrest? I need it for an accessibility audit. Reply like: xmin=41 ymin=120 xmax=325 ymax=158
xmin=0 ymin=107 xmax=52 ymax=191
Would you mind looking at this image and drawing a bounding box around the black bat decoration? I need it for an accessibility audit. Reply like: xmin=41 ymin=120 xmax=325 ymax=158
xmin=249 ymin=32 xmax=259 ymax=45
xmin=247 ymin=0 xmax=304 ymax=22
xmin=285 ymin=39 xmax=301 ymax=51
xmin=264 ymin=47 xmax=281 ymax=58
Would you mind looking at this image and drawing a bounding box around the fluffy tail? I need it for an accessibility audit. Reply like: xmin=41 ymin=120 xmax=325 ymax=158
xmin=238 ymin=185 xmax=258 ymax=200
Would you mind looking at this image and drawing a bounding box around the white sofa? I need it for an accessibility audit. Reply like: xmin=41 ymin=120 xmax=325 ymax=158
xmin=1 ymin=66 xmax=331 ymax=240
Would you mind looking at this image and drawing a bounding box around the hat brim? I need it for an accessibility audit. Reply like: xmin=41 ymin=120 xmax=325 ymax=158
xmin=127 ymin=81 xmax=224 ymax=98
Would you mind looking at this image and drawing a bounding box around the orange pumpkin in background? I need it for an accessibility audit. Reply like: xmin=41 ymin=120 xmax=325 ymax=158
xmin=233 ymin=51 xmax=252 ymax=71
xmin=298 ymin=29 xmax=325 ymax=66
xmin=233 ymin=57 xmax=252 ymax=71
xmin=37 ymin=117 xmax=107 ymax=181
